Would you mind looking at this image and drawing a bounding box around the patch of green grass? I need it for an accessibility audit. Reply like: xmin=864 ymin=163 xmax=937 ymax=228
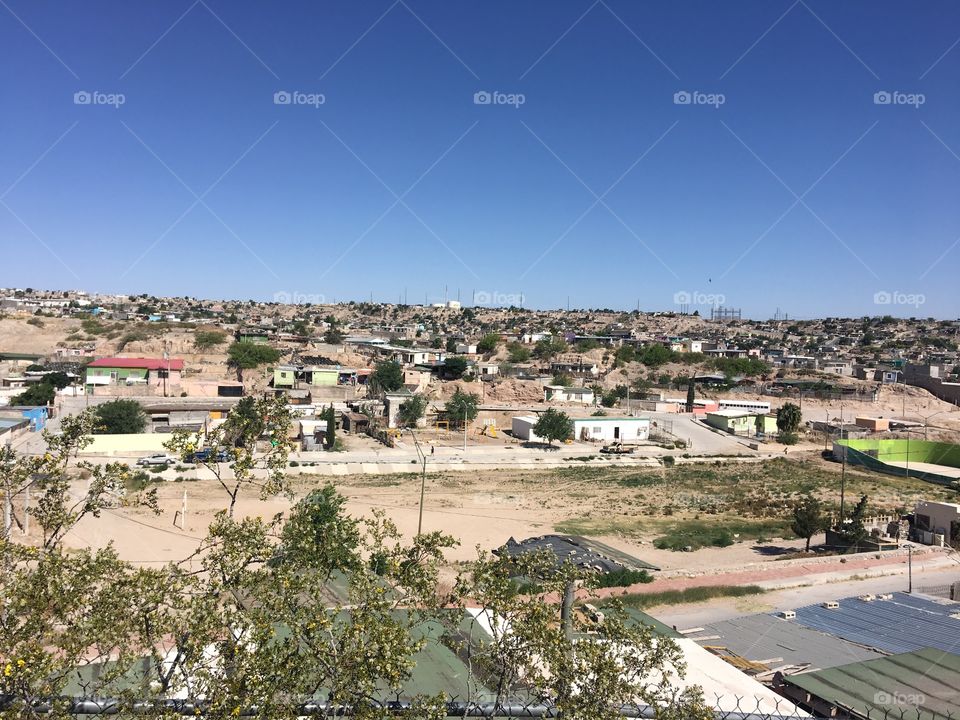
xmin=652 ymin=518 xmax=792 ymax=551
xmin=617 ymin=585 xmax=765 ymax=609
xmin=595 ymin=568 xmax=653 ymax=588
xmin=554 ymin=517 xmax=644 ymax=537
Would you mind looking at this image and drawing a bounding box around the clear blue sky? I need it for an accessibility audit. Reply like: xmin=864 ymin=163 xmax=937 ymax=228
xmin=1 ymin=1 xmax=958 ymax=318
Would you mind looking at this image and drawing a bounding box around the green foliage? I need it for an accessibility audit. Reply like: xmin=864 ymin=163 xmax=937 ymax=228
xmin=227 ymin=341 xmax=280 ymax=381
xmin=25 ymin=317 xmax=44 ymax=327
xmin=593 ymin=567 xmax=652 ymax=588
xmin=325 ymin=405 xmax=336 ymax=450
xmin=94 ymin=399 xmax=147 ymax=434
xmin=834 ymin=494 xmax=870 ymax=546
xmin=397 ymin=395 xmax=428 ymax=428
xmin=614 ymin=345 xmax=635 ymax=364
xmin=777 ymin=402 xmax=802 ymax=434
xmin=442 ymin=356 xmax=468 ymax=379
xmin=551 ymin=373 xmax=573 ymax=387
xmin=454 ymin=551 xmax=711 ymax=718
xmin=506 ymin=341 xmax=531 ymax=362
xmin=446 ymin=388 xmax=480 ymax=425
xmin=193 ymin=329 xmax=227 ymax=349
xmin=574 ymin=339 xmax=601 ymax=351
xmin=791 ymin=494 xmax=826 ymax=551
xmin=779 ymin=432 xmax=799 ymax=445
xmin=372 ymin=360 xmax=404 ymax=392
xmin=532 ymin=337 xmax=568 ymax=360
xmin=476 ymin=333 xmax=499 ymax=354
xmin=532 ymin=408 xmax=573 ymax=446
xmin=11 ymin=382 xmax=55 ymax=406
xmin=323 ymin=319 xmax=345 ymax=344
xmin=685 ymin=378 xmax=695 ymax=413
xmin=618 ymin=585 xmax=765 ymax=609
xmin=638 ymin=343 xmax=674 ymax=367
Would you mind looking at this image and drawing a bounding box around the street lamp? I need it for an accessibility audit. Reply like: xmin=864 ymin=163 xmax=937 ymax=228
xmin=406 ymin=428 xmax=427 ymax=537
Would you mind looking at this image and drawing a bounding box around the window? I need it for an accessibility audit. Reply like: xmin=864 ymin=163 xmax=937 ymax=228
xmin=593 ymin=426 xmax=602 ymax=434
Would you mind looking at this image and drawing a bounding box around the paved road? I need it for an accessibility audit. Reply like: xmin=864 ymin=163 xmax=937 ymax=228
xmin=649 ymin=550 xmax=960 ymax=628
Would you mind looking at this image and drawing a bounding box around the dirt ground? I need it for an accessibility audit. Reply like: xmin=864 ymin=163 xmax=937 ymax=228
xmin=53 ymin=451 xmax=957 ymax=581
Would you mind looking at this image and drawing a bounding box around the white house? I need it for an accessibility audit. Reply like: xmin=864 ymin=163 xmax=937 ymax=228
xmin=543 ymin=385 xmax=595 ymax=404
xmin=511 ymin=415 xmax=650 ymax=444
xmin=456 ymin=343 xmax=477 ymax=355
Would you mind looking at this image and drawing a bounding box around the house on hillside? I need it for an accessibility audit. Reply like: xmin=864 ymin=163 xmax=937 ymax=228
xmin=543 ymin=385 xmax=595 ymax=404
xmin=84 ymin=357 xmax=183 ymax=392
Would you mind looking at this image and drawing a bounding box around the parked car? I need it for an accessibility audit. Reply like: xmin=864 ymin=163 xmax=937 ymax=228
xmin=136 ymin=454 xmax=177 ymax=467
xmin=185 ymin=448 xmax=233 ymax=463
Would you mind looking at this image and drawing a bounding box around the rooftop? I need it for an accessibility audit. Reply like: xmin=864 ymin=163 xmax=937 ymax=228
xmin=87 ymin=357 xmax=185 ymax=371
xmin=782 ymin=647 xmax=960 ymax=720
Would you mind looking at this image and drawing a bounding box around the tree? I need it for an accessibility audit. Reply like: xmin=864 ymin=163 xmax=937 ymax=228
xmin=43 ymin=371 xmax=72 ymax=390
xmin=533 ymin=408 xmax=573 ymax=446
xmin=446 ymin=388 xmax=479 ymax=427
xmin=639 ymin=343 xmax=674 ymax=367
xmin=452 ymin=551 xmax=711 ymax=719
xmin=777 ymin=402 xmax=802 ymax=434
xmin=835 ymin=494 xmax=870 ymax=547
xmin=166 ymin=394 xmax=292 ymax=517
xmin=685 ymin=377 xmax=695 ymax=413
xmin=397 ymin=395 xmax=428 ymax=428
xmin=94 ymin=399 xmax=147 ymax=434
xmin=194 ymin=329 xmax=227 ymax=349
xmin=476 ymin=333 xmax=499 ymax=355
xmin=442 ymin=356 xmax=468 ymax=380
xmin=324 ymin=404 xmax=337 ymax=449
xmin=791 ymin=495 xmax=826 ymax=551
xmin=323 ymin=319 xmax=345 ymax=344
xmin=614 ymin=345 xmax=635 ymax=365
xmin=227 ymin=341 xmax=281 ymax=382
xmin=10 ymin=382 xmax=55 ymax=406
xmin=371 ymin=360 xmax=404 ymax=392
xmin=2 ymin=401 xmax=710 ymax=718
xmin=533 ymin=337 xmax=568 ymax=360
xmin=551 ymin=373 xmax=573 ymax=386
xmin=507 ymin=341 xmax=531 ymax=362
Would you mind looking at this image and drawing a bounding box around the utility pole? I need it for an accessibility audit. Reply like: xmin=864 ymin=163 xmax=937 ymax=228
xmin=840 ymin=403 xmax=846 ymax=524
xmin=463 ymin=407 xmax=467 ymax=453
xmin=407 ymin=429 xmax=427 ymax=536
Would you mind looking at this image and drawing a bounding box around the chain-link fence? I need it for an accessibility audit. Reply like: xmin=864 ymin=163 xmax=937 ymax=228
xmin=1 ymin=694 xmax=953 ymax=718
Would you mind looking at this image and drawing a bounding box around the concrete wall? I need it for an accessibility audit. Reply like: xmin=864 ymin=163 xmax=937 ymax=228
xmin=79 ymin=433 xmax=172 ymax=455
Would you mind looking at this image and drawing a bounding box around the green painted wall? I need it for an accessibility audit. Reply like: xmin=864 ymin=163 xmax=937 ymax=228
xmin=85 ymin=367 xmax=148 ymax=382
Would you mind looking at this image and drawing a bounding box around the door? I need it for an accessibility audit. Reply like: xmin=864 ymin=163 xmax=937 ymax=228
xmin=613 ymin=426 xmax=620 ymax=440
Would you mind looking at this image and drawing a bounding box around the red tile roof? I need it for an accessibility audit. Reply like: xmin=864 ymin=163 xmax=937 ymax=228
xmin=87 ymin=357 xmax=184 ymax=371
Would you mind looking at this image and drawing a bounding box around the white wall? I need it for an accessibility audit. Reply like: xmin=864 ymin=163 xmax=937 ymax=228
xmin=572 ymin=419 xmax=649 ymax=442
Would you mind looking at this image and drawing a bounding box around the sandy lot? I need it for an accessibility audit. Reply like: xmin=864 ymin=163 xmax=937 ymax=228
xmin=49 ymin=451 xmax=956 ymax=581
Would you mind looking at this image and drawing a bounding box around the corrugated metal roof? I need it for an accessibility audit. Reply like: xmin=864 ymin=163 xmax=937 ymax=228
xmin=783 ymin=647 xmax=960 ymax=720
xmin=791 ymin=592 xmax=960 ymax=655
xmin=697 ymin=614 xmax=883 ymax=670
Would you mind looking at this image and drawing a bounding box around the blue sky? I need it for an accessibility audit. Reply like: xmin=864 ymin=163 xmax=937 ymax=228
xmin=1 ymin=1 xmax=958 ymax=318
